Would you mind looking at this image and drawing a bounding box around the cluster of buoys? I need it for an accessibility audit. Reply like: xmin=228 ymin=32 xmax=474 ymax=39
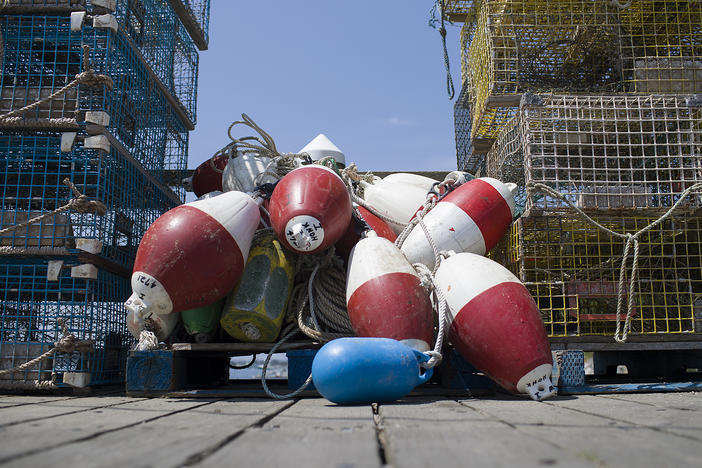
xmin=126 ymin=126 xmax=556 ymax=403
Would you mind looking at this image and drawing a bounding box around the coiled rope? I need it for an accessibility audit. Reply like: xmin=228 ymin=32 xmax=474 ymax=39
xmin=226 ymin=114 xmax=307 ymax=187
xmin=528 ymin=182 xmax=702 ymax=342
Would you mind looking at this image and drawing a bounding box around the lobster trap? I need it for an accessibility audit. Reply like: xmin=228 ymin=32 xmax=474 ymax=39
xmin=0 ymin=13 xmax=196 ymax=163
xmin=167 ymin=0 xmax=210 ymax=50
xmin=459 ymin=0 xmax=702 ymax=144
xmin=0 ymin=133 xmax=182 ymax=268
xmin=0 ymin=258 xmax=132 ymax=387
xmin=0 ymin=0 xmax=201 ymax=122
xmin=454 ymin=82 xmax=485 ymax=174
xmin=486 ymin=94 xmax=702 ymax=214
xmin=489 ymin=213 xmax=702 ymax=337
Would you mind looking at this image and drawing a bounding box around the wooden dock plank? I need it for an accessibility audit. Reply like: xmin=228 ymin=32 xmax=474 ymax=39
xmin=197 ymin=399 xmax=382 ymax=468
xmin=5 ymin=399 xmax=292 ymax=468
xmin=379 ymin=397 xmax=593 ymax=468
xmin=545 ymin=393 xmax=702 ymax=441
xmin=601 ymin=392 xmax=702 ymax=411
xmin=0 ymin=396 xmax=139 ymax=426
xmin=459 ymin=395 xmax=702 ymax=467
xmin=0 ymin=398 xmax=207 ymax=465
xmin=0 ymin=395 xmax=76 ymax=409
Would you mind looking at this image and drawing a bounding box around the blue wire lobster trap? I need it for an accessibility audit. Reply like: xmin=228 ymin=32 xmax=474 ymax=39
xmin=0 ymin=132 xmax=183 ymax=267
xmin=0 ymin=13 xmax=196 ymax=167
xmin=0 ymin=258 xmax=132 ymax=387
xmin=0 ymin=0 xmax=208 ymax=389
xmin=2 ymin=0 xmax=201 ymax=122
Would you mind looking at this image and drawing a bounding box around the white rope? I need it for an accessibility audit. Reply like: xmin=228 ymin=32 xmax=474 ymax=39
xmin=135 ymin=331 xmax=159 ymax=351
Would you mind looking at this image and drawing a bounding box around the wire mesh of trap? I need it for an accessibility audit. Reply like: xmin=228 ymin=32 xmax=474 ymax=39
xmin=486 ymin=94 xmax=702 ymax=214
xmin=454 ymin=82 xmax=486 ymax=174
xmin=0 ymin=13 xmax=198 ymax=140
xmin=0 ymin=259 xmax=133 ymax=386
xmin=443 ymin=1 xmax=477 ymax=20
xmin=487 ymin=213 xmax=702 ymax=337
xmin=177 ymin=0 xmax=211 ymax=46
xmin=459 ymin=0 xmax=702 ymax=141
xmin=2 ymin=0 xmax=84 ymax=8
xmin=0 ymin=133 xmax=182 ymax=267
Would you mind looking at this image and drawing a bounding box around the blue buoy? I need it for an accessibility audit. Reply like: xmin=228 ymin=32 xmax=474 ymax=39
xmin=311 ymin=337 xmax=433 ymax=404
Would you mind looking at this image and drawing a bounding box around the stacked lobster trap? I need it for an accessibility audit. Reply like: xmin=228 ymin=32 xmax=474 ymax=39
xmin=448 ymin=0 xmax=701 ymax=169
xmin=486 ymin=95 xmax=702 ymax=338
xmin=0 ymin=0 xmax=210 ymax=389
xmin=445 ymin=0 xmax=702 ymax=339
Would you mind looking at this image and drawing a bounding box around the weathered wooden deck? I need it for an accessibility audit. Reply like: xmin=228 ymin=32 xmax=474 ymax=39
xmin=1 ymin=391 xmax=701 ymax=467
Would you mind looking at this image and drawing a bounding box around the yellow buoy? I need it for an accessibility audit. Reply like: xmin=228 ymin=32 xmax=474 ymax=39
xmin=220 ymin=230 xmax=295 ymax=342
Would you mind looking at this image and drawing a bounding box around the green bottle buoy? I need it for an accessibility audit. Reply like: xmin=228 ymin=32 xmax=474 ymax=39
xmin=181 ymin=298 xmax=226 ymax=343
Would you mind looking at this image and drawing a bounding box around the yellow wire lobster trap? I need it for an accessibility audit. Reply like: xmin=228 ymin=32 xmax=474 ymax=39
xmin=486 ymin=94 xmax=702 ymax=214
xmin=489 ymin=213 xmax=702 ymax=337
xmin=460 ymin=0 xmax=702 ymax=144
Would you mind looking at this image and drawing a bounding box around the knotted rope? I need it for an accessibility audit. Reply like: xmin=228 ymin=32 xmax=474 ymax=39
xmin=429 ymin=0 xmax=455 ymax=100
xmin=0 ymin=178 xmax=107 ymax=240
xmin=0 ymin=45 xmax=113 ymax=122
xmin=528 ymin=182 xmax=702 ymax=342
xmin=0 ymin=318 xmax=94 ymax=378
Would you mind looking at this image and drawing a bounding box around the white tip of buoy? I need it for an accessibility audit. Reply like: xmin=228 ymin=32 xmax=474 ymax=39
xmin=525 ymin=376 xmax=557 ymax=401
xmin=506 ymin=182 xmax=519 ymax=196
xmin=299 ymin=134 xmax=345 ymax=166
xmin=517 ymin=364 xmax=557 ymax=401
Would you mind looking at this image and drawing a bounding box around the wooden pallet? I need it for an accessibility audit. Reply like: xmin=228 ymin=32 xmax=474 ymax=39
xmin=126 ymin=342 xmax=496 ymax=398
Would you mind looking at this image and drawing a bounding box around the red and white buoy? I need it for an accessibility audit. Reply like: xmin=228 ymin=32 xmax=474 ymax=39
xmin=335 ymin=205 xmax=397 ymax=261
xmin=183 ymin=154 xmax=228 ymax=198
xmin=346 ymin=233 xmax=434 ymax=352
xmin=400 ymin=177 xmax=517 ymax=270
xmin=381 ymin=173 xmax=438 ymax=191
xmin=435 ymin=252 xmax=555 ymax=400
xmin=125 ymin=191 xmax=260 ymax=326
xmin=269 ymin=164 xmax=352 ymax=254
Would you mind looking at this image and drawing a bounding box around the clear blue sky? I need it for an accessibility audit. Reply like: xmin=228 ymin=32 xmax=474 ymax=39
xmin=188 ymin=1 xmax=462 ymax=172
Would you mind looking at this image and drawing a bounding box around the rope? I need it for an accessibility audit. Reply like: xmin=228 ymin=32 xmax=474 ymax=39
xmin=0 ymin=45 xmax=113 ymax=122
xmin=225 ymin=113 xmax=306 ymax=186
xmin=260 ymin=324 xmax=313 ymax=400
xmin=528 ymin=182 xmax=702 ymax=342
xmin=0 ymin=178 xmax=107 ymax=237
xmin=429 ymin=0 xmax=455 ymax=100
xmin=0 ymin=318 xmax=94 ymax=377
xmin=135 ymin=330 xmax=159 ymax=351
xmin=609 ymin=0 xmax=632 ymax=8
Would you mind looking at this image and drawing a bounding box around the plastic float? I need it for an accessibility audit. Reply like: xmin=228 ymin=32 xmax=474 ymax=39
xmin=312 ymin=338 xmax=433 ymax=404
xmin=335 ymin=205 xmax=397 ymax=261
xmin=299 ymin=134 xmax=346 ymax=167
xmin=124 ymin=191 xmax=260 ymax=336
xmin=222 ymin=152 xmax=277 ymax=193
xmin=220 ymin=231 xmax=295 ymax=342
xmin=182 ymin=298 xmax=226 ymax=343
xmin=400 ymin=177 xmax=518 ymax=270
xmin=269 ymin=165 xmax=352 ymax=254
xmin=434 ymin=252 xmax=556 ymax=401
xmin=359 ymin=178 xmax=431 ymax=234
xmin=183 ymin=154 xmax=228 ymax=198
xmin=381 ymin=172 xmax=438 ymax=191
xmin=346 ymin=233 xmax=433 ymax=351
